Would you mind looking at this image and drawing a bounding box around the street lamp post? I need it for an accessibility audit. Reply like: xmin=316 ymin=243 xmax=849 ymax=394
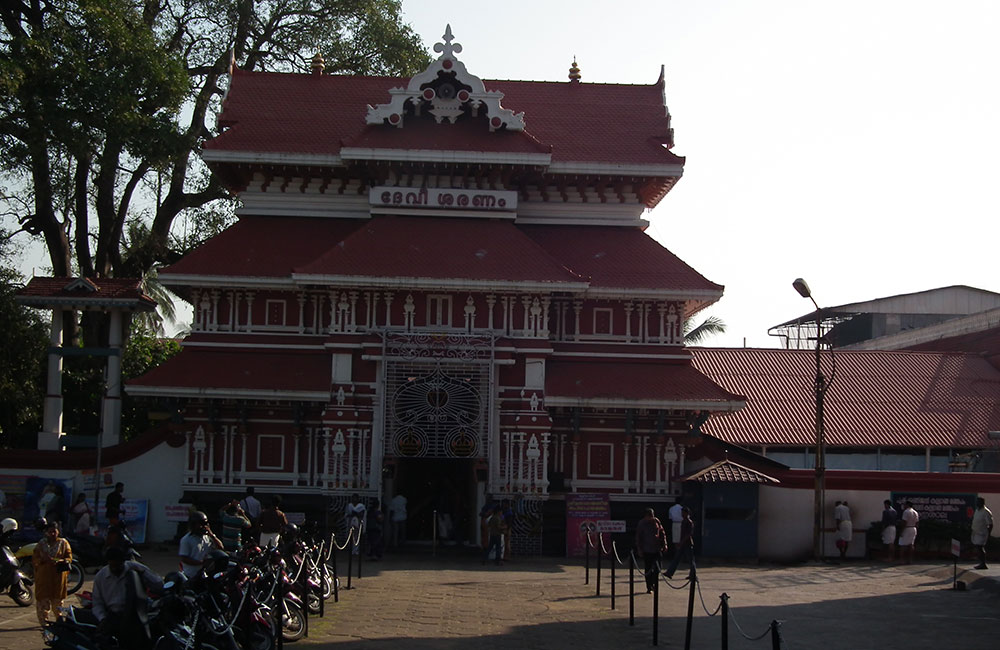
xmin=793 ymin=278 xmax=829 ymax=561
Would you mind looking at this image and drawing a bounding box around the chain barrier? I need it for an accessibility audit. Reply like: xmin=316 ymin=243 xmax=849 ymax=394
xmin=586 ymin=530 xmax=597 ymax=548
xmin=659 ymin=570 xmax=691 ymax=590
xmin=325 ymin=533 xmax=335 ymax=561
xmin=290 ymin=550 xmax=310 ymax=584
xmin=694 ymin=580 xmax=722 ymax=615
xmin=333 ymin=527 xmax=356 ymax=551
xmin=728 ymin=605 xmax=777 ymax=642
xmin=611 ymin=540 xmax=626 ymax=565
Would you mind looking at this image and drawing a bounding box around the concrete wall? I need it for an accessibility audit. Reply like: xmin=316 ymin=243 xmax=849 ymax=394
xmin=758 ymin=485 xmax=1000 ymax=561
xmin=0 ymin=439 xmax=187 ymax=544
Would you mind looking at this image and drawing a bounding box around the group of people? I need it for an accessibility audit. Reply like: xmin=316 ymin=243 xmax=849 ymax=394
xmin=878 ymin=499 xmax=920 ymax=563
xmin=634 ymin=503 xmax=694 ymax=592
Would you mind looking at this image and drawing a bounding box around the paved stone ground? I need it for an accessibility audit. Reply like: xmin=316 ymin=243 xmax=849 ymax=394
xmin=3 ymin=547 xmax=1000 ymax=649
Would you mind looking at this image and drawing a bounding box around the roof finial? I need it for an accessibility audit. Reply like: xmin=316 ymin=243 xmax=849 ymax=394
xmin=311 ymin=52 xmax=325 ymax=76
xmin=569 ymin=56 xmax=581 ymax=83
xmin=433 ymin=24 xmax=463 ymax=59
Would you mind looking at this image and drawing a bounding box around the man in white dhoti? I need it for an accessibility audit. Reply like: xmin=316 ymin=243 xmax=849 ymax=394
xmin=833 ymin=501 xmax=852 ymax=559
xmin=971 ymin=497 xmax=993 ymax=570
xmin=899 ymin=501 xmax=919 ymax=564
xmin=880 ymin=500 xmax=898 ymax=561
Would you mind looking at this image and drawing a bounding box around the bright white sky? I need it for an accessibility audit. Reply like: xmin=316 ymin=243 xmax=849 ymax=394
xmin=403 ymin=0 xmax=1000 ymax=347
xmin=15 ymin=1 xmax=999 ymax=347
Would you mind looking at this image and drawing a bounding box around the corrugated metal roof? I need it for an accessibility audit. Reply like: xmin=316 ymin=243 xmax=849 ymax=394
xmin=690 ymin=348 xmax=1000 ymax=450
xmin=684 ymin=459 xmax=779 ymax=484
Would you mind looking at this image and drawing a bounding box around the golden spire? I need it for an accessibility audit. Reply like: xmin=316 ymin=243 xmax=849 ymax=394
xmin=311 ymin=52 xmax=325 ymax=76
xmin=568 ymin=56 xmax=581 ymax=83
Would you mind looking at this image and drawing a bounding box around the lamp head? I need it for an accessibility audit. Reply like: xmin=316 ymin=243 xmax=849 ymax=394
xmin=792 ymin=278 xmax=812 ymax=299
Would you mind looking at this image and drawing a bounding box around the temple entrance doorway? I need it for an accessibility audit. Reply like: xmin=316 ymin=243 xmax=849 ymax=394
xmin=393 ymin=457 xmax=480 ymax=547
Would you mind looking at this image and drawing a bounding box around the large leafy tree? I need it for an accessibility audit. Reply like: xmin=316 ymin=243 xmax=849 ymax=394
xmin=1 ymin=0 xmax=429 ymax=343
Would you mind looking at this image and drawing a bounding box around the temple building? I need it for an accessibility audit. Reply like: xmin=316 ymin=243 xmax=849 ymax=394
xmin=127 ymin=27 xmax=745 ymax=551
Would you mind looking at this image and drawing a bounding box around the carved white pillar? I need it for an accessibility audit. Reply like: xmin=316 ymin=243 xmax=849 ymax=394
xmin=622 ymin=441 xmax=630 ymax=493
xmin=324 ymin=429 xmax=334 ymax=488
xmin=99 ymin=309 xmax=123 ymax=446
xmin=486 ymin=294 xmax=496 ymax=331
xmin=349 ymin=291 xmax=359 ymax=332
xmin=624 ymin=302 xmax=634 ymax=343
xmin=185 ymin=430 xmax=195 ymax=483
xmin=297 ymin=293 xmax=306 ymax=334
xmin=210 ymin=290 xmax=220 ymax=331
xmin=244 ymin=291 xmax=255 ymax=333
xmin=518 ymin=433 xmax=526 ymax=491
xmin=328 ymin=290 xmax=337 ymax=333
xmin=570 ymin=440 xmax=580 ymax=492
xmin=504 ymin=431 xmax=513 ymax=490
xmin=228 ymin=291 xmax=236 ymax=332
xmin=521 ymin=295 xmax=531 ymax=333
xmin=540 ymin=297 xmax=551 ymax=338
xmin=207 ymin=429 xmax=217 ymax=483
xmin=540 ymin=432 xmax=551 ymax=491
xmin=239 ymin=432 xmax=248 ymax=483
xmin=573 ymin=300 xmax=583 ymax=341
xmin=654 ymin=440 xmax=663 ymax=494
xmin=384 ymin=292 xmax=394 ymax=328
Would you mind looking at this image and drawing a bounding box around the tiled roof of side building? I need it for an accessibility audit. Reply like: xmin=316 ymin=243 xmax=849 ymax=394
xmin=519 ymin=225 xmax=723 ymax=293
xmin=205 ymin=70 xmax=681 ymax=165
xmin=17 ymin=277 xmax=156 ymax=308
xmin=689 ymin=347 xmax=1000 ymax=450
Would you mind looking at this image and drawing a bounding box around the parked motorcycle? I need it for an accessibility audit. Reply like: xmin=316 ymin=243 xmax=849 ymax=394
xmin=1 ymin=518 xmax=34 ymax=606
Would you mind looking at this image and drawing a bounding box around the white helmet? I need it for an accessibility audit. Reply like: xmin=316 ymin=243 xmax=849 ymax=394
xmin=1 ymin=518 xmax=17 ymax=534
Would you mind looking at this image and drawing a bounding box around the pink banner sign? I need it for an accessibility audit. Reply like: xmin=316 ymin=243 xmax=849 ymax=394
xmin=566 ymin=493 xmax=609 ymax=558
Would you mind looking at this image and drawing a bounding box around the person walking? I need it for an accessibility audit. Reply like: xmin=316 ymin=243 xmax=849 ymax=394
xmin=881 ymin=499 xmax=898 ymax=561
xmin=481 ymin=505 xmax=506 ymax=566
xmin=971 ymin=497 xmax=994 ymax=570
xmin=635 ymin=507 xmax=667 ymax=592
xmin=665 ymin=507 xmax=695 ymax=579
xmin=32 ymin=520 xmax=72 ymax=627
xmin=834 ymin=500 xmax=852 ymax=559
xmin=388 ymin=492 xmax=407 ymax=548
xmin=70 ymin=493 xmax=93 ymax=535
xmin=899 ymin=501 xmax=919 ymax=564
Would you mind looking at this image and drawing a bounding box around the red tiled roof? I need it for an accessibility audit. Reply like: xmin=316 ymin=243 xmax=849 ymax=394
xmin=205 ymin=69 xmax=681 ymax=166
xmin=545 ymin=360 xmax=745 ymax=409
xmin=160 ymin=217 xmax=366 ymax=279
xmin=684 ymin=459 xmax=779 ymax=484
xmin=520 ymin=225 xmax=723 ymax=295
xmin=690 ymin=348 xmax=1000 ymax=449
xmin=294 ymin=216 xmax=583 ymax=284
xmin=128 ymin=348 xmax=331 ymax=396
xmin=17 ymin=277 xmax=156 ymax=308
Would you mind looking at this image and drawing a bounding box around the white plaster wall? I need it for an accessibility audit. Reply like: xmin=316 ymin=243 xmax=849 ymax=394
xmin=106 ymin=442 xmax=187 ymax=543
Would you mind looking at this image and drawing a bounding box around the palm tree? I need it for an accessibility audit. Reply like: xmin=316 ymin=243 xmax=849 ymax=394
xmin=684 ymin=315 xmax=726 ymax=345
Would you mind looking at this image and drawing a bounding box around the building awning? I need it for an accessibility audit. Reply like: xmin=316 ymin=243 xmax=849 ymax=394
xmin=544 ymin=360 xmax=745 ymax=411
xmin=683 ymin=459 xmax=779 ymax=484
xmin=127 ymin=347 xmax=331 ymax=401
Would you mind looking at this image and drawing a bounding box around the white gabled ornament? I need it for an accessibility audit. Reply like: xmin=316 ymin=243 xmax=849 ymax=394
xmin=365 ymin=24 xmax=525 ymax=132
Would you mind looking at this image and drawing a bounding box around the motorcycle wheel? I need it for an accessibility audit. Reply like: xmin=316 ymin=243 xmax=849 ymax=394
xmin=321 ymin=573 xmax=334 ymax=600
xmin=17 ymin=558 xmax=33 ymax=579
xmin=11 ymin=580 xmax=34 ymax=606
xmin=307 ymin=590 xmax=321 ymax=614
xmin=281 ymin=601 xmax=306 ymax=642
xmin=66 ymin=560 xmax=85 ymax=595
xmin=241 ymin=621 xmax=275 ymax=650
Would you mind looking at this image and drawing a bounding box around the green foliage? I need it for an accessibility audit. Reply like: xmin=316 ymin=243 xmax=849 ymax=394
xmin=121 ymin=324 xmax=180 ymax=440
xmin=684 ymin=315 xmax=727 ymax=345
xmin=0 ymin=265 xmax=48 ymax=448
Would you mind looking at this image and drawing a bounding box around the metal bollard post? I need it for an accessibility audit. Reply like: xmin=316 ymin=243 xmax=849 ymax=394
xmin=346 ymin=529 xmax=354 ymax=590
xmin=611 ymin=543 xmax=616 ymax=610
xmin=585 ymin=534 xmax=590 ymax=585
xmin=331 ymin=537 xmax=340 ymax=603
xmin=684 ymin=566 xmax=696 ymax=650
xmin=771 ymin=620 xmax=782 ymax=650
xmin=628 ymin=552 xmax=635 ymax=626
xmin=298 ymin=554 xmax=309 ymax=638
xmin=596 ymin=534 xmax=602 ymax=597
xmin=357 ymin=526 xmax=364 ymax=580
xmin=652 ymin=566 xmax=659 ymax=647
xmin=319 ymin=549 xmax=326 ymax=618
xmin=720 ymin=593 xmax=729 ymax=650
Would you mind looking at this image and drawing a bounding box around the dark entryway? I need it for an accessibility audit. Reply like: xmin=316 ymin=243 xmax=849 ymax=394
xmin=394 ymin=458 xmax=478 ymax=544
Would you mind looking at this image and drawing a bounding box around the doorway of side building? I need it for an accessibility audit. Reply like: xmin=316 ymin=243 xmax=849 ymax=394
xmin=393 ymin=457 xmax=479 ymax=547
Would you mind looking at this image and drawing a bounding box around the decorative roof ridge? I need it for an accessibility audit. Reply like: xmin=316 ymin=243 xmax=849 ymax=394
xmin=366 ymin=25 xmax=525 ymax=132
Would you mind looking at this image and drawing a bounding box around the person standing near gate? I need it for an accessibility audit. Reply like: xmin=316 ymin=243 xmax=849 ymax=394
xmin=834 ymin=500 xmax=852 ymax=559
xmin=667 ymin=501 xmax=683 ymax=557
xmin=971 ymin=497 xmax=993 ymax=570
xmin=880 ymin=500 xmax=898 ymax=561
xmin=240 ymin=487 xmax=262 ymax=546
xmin=635 ymin=508 xmax=666 ymax=592
xmin=665 ymin=507 xmax=694 ymax=579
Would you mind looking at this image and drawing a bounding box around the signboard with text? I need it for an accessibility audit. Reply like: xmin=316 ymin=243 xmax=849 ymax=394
xmin=370 ymin=186 xmax=517 ymax=212
xmin=565 ymin=493 xmax=610 ymax=557
xmin=891 ymin=492 xmax=976 ymax=524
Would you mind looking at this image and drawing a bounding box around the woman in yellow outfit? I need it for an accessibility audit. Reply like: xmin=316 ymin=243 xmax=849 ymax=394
xmin=32 ymin=520 xmax=72 ymax=626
